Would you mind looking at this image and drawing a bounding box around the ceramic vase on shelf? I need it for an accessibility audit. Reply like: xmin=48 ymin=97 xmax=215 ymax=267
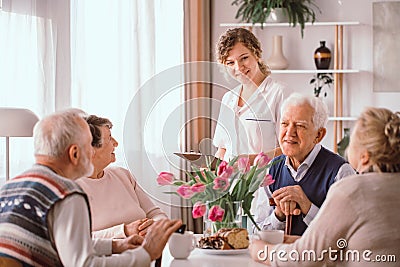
xmin=314 ymin=41 xmax=331 ymax=69
xmin=203 ymin=200 xmax=242 ymax=236
xmin=267 ymin=35 xmax=289 ymax=70
xmin=266 ymin=8 xmax=287 ymax=23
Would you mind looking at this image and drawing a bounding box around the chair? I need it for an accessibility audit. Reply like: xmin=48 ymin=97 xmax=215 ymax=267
xmin=0 ymin=256 xmax=23 ymax=267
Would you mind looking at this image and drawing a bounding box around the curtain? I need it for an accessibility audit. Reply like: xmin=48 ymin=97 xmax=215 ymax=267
xmin=70 ymin=0 xmax=184 ymax=218
xmin=0 ymin=0 xmax=63 ymax=183
xmin=0 ymin=0 xmax=185 ymax=219
xmin=182 ymin=0 xmax=212 ymax=233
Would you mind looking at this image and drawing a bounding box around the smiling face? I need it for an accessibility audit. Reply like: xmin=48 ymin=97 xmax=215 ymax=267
xmin=279 ymin=103 xmax=326 ymax=169
xmin=224 ymin=42 xmax=264 ymax=86
xmin=92 ymin=125 xmax=118 ymax=173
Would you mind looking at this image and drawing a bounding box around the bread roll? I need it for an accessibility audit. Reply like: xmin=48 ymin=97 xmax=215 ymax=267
xmin=216 ymin=228 xmax=249 ymax=249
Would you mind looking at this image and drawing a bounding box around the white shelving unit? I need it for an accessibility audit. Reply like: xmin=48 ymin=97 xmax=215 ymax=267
xmin=220 ymin=21 xmax=361 ymax=152
xmin=220 ymin=21 xmax=361 ymax=27
xmin=328 ymin=117 xmax=357 ymax=121
xmin=271 ymin=69 xmax=359 ymax=74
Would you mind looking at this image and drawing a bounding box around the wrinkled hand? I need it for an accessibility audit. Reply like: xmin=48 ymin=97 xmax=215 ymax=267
xmin=274 ymin=200 xmax=301 ymax=221
xmin=124 ymin=218 xmax=154 ymax=237
xmin=142 ymin=219 xmax=182 ymax=261
xmin=273 ymin=185 xmax=311 ymax=219
xmin=112 ymin=234 xmax=144 ymax=254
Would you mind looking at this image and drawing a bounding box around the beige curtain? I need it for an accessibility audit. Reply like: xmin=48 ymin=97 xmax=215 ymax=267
xmin=181 ymin=0 xmax=212 ymax=233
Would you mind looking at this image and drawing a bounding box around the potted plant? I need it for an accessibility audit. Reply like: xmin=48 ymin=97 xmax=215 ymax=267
xmin=231 ymin=0 xmax=321 ymax=37
xmin=310 ymin=73 xmax=334 ymax=97
xmin=156 ymin=152 xmax=280 ymax=233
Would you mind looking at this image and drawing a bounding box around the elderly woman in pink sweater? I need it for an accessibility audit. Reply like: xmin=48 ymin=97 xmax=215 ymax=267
xmin=76 ymin=115 xmax=167 ymax=239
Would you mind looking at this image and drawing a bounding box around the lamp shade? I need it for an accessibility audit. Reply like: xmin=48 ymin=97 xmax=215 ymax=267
xmin=0 ymin=108 xmax=39 ymax=137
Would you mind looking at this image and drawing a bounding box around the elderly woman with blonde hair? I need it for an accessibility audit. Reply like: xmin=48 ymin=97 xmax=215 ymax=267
xmin=250 ymin=107 xmax=400 ymax=266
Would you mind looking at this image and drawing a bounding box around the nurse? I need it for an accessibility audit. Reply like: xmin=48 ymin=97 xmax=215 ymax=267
xmin=213 ymin=27 xmax=290 ymax=162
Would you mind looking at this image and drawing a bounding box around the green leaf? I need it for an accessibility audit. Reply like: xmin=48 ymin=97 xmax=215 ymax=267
xmin=242 ymin=194 xmax=253 ymax=212
xmin=204 ymin=170 xmax=216 ymax=184
xmin=191 ymin=165 xmax=207 ymax=183
xmin=248 ymin=169 xmax=267 ymax=193
xmin=172 ymin=180 xmax=186 ymax=186
xmin=228 ymin=156 xmax=239 ymax=166
xmin=186 ymin=171 xmax=197 ymax=184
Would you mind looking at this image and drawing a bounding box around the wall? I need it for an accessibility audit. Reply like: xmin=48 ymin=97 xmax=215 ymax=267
xmin=211 ymin=0 xmax=400 ymax=150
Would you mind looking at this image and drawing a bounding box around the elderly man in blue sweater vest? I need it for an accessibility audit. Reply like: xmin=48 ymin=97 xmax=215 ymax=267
xmin=254 ymin=93 xmax=355 ymax=236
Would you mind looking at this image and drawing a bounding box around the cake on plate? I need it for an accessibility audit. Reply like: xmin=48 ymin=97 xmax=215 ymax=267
xmin=198 ymin=228 xmax=249 ymax=250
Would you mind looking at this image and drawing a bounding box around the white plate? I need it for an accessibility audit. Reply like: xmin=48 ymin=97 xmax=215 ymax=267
xmin=197 ymin=248 xmax=249 ymax=255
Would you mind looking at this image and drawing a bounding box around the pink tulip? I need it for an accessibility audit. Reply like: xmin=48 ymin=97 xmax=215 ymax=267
xmin=261 ymin=174 xmax=275 ymax=187
xmin=176 ymin=185 xmax=195 ymax=199
xmin=238 ymin=157 xmax=250 ymax=173
xmin=191 ymin=183 xmax=206 ymax=193
xmin=213 ymin=177 xmax=230 ymax=191
xmin=157 ymin=172 xmax=174 ymax=185
xmin=220 ymin=166 xmax=234 ymax=178
xmin=208 ymin=205 xmax=225 ymax=222
xmin=192 ymin=201 xmax=206 ymax=218
xmin=217 ymin=161 xmax=234 ymax=178
xmin=254 ymin=152 xmax=271 ymax=168
xmin=217 ymin=161 xmax=228 ymax=176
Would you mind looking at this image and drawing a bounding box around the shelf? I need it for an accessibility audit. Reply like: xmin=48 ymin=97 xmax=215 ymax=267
xmin=271 ymin=69 xmax=359 ymax=74
xmin=220 ymin=21 xmax=361 ymax=27
xmin=219 ymin=21 xmax=360 ymax=153
xmin=328 ymin=117 xmax=357 ymax=121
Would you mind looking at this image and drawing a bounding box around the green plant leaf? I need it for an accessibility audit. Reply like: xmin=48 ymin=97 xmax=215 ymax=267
xmin=231 ymin=0 xmax=320 ymax=38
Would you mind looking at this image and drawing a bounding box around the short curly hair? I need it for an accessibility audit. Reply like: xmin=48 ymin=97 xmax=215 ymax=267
xmin=84 ymin=115 xmax=113 ymax=148
xmin=354 ymin=107 xmax=400 ymax=173
xmin=216 ymin=27 xmax=270 ymax=75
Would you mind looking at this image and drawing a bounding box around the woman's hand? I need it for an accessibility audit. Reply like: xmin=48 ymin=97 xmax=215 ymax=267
xmin=124 ymin=218 xmax=154 ymax=237
xmin=112 ymin=234 xmax=144 ymax=254
xmin=142 ymin=219 xmax=182 ymax=261
xmin=215 ymin=148 xmax=226 ymax=161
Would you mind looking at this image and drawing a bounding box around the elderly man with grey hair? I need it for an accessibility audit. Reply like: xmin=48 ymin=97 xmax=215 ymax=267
xmin=0 ymin=109 xmax=181 ymax=267
xmin=254 ymin=93 xmax=355 ymax=235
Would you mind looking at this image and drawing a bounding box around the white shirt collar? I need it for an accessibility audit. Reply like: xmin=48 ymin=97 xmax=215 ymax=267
xmin=258 ymin=76 xmax=271 ymax=93
xmin=285 ymin=143 xmax=322 ymax=182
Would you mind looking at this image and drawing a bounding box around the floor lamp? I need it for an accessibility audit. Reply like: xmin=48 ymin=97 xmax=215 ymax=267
xmin=0 ymin=108 xmax=39 ymax=181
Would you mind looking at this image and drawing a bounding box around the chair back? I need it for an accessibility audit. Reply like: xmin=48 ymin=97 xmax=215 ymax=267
xmin=0 ymin=256 xmax=23 ymax=267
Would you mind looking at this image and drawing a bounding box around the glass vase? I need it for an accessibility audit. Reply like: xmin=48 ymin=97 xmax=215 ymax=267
xmin=203 ymin=200 xmax=242 ymax=236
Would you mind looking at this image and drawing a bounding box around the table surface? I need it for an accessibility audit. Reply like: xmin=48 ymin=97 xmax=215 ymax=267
xmin=151 ymin=235 xmax=266 ymax=267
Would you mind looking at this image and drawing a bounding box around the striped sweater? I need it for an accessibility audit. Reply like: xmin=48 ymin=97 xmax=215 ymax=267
xmin=0 ymin=164 xmax=90 ymax=267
